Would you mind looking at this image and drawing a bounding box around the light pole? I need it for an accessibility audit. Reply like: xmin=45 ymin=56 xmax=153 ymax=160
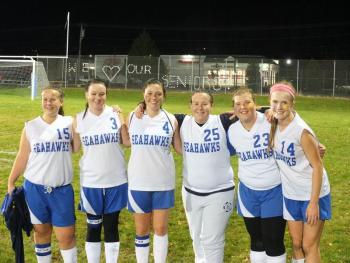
xmin=76 ymin=24 xmax=85 ymax=86
xmin=198 ymin=48 xmax=206 ymax=89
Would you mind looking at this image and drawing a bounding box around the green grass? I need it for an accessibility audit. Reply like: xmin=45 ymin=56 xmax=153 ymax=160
xmin=0 ymin=88 xmax=349 ymax=262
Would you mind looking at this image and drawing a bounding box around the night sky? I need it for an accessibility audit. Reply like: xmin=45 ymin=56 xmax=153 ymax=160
xmin=1 ymin=1 xmax=350 ymax=59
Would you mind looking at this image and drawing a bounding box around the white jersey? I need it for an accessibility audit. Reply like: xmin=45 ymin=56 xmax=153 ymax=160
xmin=76 ymin=106 xmax=127 ymax=188
xmin=128 ymin=109 xmax=176 ymax=191
xmin=23 ymin=115 xmax=73 ymax=187
xmin=228 ymin=112 xmax=280 ymax=190
xmin=274 ymin=113 xmax=330 ymax=200
xmin=181 ymin=115 xmax=234 ymax=192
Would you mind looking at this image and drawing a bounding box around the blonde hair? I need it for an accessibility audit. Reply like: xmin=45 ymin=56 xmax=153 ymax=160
xmin=268 ymin=81 xmax=296 ymax=150
xmin=42 ymin=87 xmax=65 ymax=115
xmin=232 ymin=86 xmax=256 ymax=106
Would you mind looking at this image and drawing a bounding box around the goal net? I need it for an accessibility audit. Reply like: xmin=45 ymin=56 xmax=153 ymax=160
xmin=0 ymin=59 xmax=49 ymax=100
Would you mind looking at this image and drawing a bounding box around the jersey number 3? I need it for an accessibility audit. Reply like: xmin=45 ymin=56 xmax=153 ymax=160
xmin=110 ymin=117 xmax=118 ymax=129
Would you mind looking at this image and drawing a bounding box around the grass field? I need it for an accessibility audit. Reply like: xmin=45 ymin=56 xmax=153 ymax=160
xmin=0 ymin=88 xmax=349 ymax=263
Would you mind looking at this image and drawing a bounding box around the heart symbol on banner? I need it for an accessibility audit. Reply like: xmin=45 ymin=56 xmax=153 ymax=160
xmin=102 ymin=65 xmax=121 ymax=82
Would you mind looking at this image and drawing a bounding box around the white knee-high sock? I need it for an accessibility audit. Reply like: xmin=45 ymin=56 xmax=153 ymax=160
xmin=153 ymin=234 xmax=168 ymax=263
xmin=85 ymin=242 xmax=101 ymax=263
xmin=135 ymin=235 xmax=150 ymax=263
xmin=250 ymin=250 xmax=266 ymax=263
xmin=105 ymin=242 xmax=120 ymax=263
xmin=35 ymin=243 xmax=52 ymax=263
xmin=266 ymin=253 xmax=286 ymax=263
xmin=60 ymin=246 xmax=77 ymax=263
xmin=291 ymin=259 xmax=305 ymax=263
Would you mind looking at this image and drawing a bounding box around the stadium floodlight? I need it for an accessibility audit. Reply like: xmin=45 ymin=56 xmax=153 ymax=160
xmin=0 ymin=57 xmax=49 ymax=100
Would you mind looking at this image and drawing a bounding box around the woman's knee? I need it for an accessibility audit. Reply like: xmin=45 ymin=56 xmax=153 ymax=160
xmin=55 ymin=226 xmax=76 ymax=249
xmin=153 ymin=224 xmax=168 ymax=236
xmin=34 ymin=224 xmax=53 ymax=242
xmin=135 ymin=221 xmax=151 ymax=236
xmin=302 ymin=240 xmax=319 ymax=255
xmin=292 ymin=238 xmax=303 ymax=252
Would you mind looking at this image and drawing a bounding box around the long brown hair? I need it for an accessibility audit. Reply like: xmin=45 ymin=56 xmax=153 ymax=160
xmin=141 ymin=78 xmax=166 ymax=110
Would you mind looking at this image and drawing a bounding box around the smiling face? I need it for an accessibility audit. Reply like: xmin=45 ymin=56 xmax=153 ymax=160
xmin=270 ymin=91 xmax=294 ymax=122
xmin=233 ymin=92 xmax=256 ymax=125
xmin=190 ymin=92 xmax=212 ymax=124
xmin=86 ymin=83 xmax=107 ymax=114
xmin=143 ymin=83 xmax=164 ymax=113
xmin=41 ymin=89 xmax=63 ymax=118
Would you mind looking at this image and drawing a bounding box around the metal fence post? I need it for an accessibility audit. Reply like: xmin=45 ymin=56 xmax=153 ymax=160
xmin=296 ymin=59 xmax=299 ymax=94
xmin=157 ymin=56 xmax=160 ymax=80
xmin=333 ymin=60 xmax=336 ymax=97
xmin=125 ymin=56 xmax=128 ymax=90
xmin=260 ymin=58 xmax=263 ymax=95
xmin=191 ymin=59 xmax=194 ymax=92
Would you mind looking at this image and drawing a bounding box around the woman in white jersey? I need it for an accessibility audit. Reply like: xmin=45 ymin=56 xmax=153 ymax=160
xmin=126 ymin=78 xmax=180 ymax=263
xmin=73 ymin=79 xmax=129 ymax=263
xmin=135 ymin=91 xmax=274 ymax=262
xmin=228 ymin=87 xmax=286 ymax=263
xmin=7 ymin=87 xmax=77 ymax=263
xmin=269 ymin=82 xmax=331 ymax=263
xmin=177 ymin=92 xmax=235 ymax=263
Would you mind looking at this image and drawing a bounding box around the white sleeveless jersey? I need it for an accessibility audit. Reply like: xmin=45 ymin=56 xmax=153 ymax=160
xmin=274 ymin=113 xmax=330 ymax=200
xmin=228 ymin=112 xmax=280 ymax=190
xmin=24 ymin=115 xmax=73 ymax=187
xmin=128 ymin=109 xmax=176 ymax=191
xmin=76 ymin=106 xmax=127 ymax=188
xmin=181 ymin=115 xmax=234 ymax=192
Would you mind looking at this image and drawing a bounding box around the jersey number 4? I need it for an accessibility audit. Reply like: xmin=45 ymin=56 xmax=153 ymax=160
xmin=281 ymin=141 xmax=295 ymax=156
xmin=163 ymin=122 xmax=170 ymax=134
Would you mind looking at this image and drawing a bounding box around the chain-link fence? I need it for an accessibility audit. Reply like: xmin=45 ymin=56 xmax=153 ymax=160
xmin=36 ymin=55 xmax=350 ymax=97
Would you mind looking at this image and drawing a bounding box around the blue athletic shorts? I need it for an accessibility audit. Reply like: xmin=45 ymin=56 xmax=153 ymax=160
xmin=237 ymin=182 xmax=283 ymax=218
xmin=79 ymin=183 xmax=127 ymax=215
xmin=23 ymin=180 xmax=75 ymax=227
xmin=127 ymin=189 xmax=174 ymax=213
xmin=283 ymin=194 xmax=332 ymax=222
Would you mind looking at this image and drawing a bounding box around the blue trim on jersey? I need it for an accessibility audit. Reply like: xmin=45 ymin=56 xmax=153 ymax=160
xmin=79 ymin=183 xmax=127 ymax=215
xmin=129 ymin=112 xmax=135 ymax=126
xmin=23 ymin=180 xmax=75 ymax=227
xmin=175 ymin=114 xmax=186 ymax=129
xmin=283 ymin=194 xmax=332 ymax=222
xmin=226 ymin=136 xmax=236 ymax=156
xmin=162 ymin=109 xmax=174 ymax=132
xmin=128 ymin=190 xmax=174 ymax=213
xmin=237 ymin=182 xmax=283 ymax=218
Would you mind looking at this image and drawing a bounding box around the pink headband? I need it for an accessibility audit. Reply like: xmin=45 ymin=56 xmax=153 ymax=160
xmin=270 ymin=83 xmax=296 ymax=98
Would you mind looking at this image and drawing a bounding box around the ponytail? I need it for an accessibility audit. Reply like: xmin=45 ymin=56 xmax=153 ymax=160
xmin=58 ymin=106 xmax=64 ymax=116
xmin=268 ymin=117 xmax=278 ymax=151
xmin=82 ymin=102 xmax=89 ymax=119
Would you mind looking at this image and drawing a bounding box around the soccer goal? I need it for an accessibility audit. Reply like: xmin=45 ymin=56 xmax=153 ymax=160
xmin=0 ymin=58 xmax=49 ymax=100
